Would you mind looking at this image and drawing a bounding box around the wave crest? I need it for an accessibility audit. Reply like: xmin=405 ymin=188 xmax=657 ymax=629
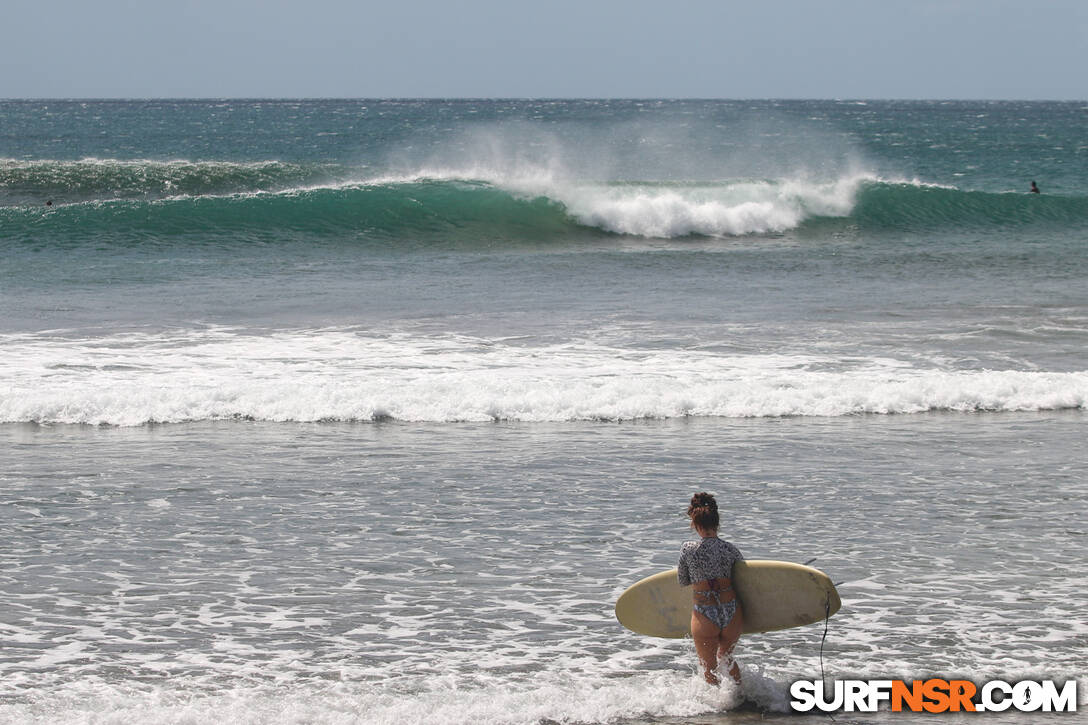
xmin=0 ymin=157 xmax=333 ymax=203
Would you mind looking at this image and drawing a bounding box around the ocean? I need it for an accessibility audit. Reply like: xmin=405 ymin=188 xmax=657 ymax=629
xmin=1 ymin=99 xmax=1085 ymax=724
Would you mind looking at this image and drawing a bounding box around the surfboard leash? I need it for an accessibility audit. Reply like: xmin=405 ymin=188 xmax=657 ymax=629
xmin=808 ymin=559 xmax=840 ymax=721
xmin=806 ymin=559 xmax=833 ymax=685
xmin=820 ymin=597 xmax=830 ymax=684
xmin=819 ymin=596 xmax=836 ymax=722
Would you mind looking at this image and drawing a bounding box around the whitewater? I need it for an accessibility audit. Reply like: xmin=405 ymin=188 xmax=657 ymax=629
xmin=3 ymin=328 xmax=1087 ymax=426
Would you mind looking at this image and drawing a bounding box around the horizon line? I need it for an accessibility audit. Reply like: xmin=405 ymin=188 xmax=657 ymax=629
xmin=2 ymin=96 xmax=1086 ymax=103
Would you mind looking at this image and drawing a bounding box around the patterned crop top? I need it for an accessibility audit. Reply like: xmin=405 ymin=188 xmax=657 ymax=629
xmin=677 ymin=537 xmax=743 ymax=587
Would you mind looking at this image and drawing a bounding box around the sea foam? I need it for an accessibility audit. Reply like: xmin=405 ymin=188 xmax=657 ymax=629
xmin=555 ymin=176 xmax=862 ymax=237
xmin=2 ymin=329 xmax=1084 ymax=426
xmin=0 ymin=670 xmax=766 ymax=725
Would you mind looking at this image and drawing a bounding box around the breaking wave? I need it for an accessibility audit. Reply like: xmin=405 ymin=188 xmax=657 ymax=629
xmin=3 ymin=158 xmax=1086 ymax=245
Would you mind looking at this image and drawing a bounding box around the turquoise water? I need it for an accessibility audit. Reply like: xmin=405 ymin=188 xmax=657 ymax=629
xmin=1 ymin=100 xmax=1086 ymax=723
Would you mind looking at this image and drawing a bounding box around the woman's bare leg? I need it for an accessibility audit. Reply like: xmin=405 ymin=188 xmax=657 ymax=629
xmin=717 ymin=605 xmax=743 ymax=685
xmin=691 ymin=610 xmax=723 ymax=685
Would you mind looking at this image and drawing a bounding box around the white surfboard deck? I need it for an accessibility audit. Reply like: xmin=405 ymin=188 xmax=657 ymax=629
xmin=615 ymin=560 xmax=841 ymax=638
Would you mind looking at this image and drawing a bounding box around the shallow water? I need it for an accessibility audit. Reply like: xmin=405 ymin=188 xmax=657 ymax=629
xmin=2 ymin=412 xmax=1085 ymax=723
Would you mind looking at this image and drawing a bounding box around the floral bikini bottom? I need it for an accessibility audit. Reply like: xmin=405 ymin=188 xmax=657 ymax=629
xmin=693 ymin=584 xmax=737 ymax=630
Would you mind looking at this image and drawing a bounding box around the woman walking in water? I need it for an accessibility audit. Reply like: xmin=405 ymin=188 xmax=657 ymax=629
xmin=678 ymin=492 xmax=744 ymax=685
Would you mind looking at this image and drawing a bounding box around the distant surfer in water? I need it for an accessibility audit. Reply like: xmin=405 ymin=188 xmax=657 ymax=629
xmin=1030 ymin=181 xmax=1040 ymax=194
xmin=678 ymin=492 xmax=744 ymax=686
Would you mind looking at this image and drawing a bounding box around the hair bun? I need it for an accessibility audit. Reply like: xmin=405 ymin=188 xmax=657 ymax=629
xmin=687 ymin=491 xmax=720 ymax=529
xmin=690 ymin=492 xmax=717 ymax=509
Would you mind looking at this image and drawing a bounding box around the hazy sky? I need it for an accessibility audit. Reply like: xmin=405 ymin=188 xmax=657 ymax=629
xmin=5 ymin=0 xmax=1086 ymax=99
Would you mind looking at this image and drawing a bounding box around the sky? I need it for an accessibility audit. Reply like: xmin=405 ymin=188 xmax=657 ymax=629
xmin=4 ymin=0 xmax=1086 ymax=99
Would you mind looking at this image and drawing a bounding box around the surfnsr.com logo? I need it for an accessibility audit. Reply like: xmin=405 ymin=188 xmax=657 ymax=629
xmin=790 ymin=679 xmax=1077 ymax=713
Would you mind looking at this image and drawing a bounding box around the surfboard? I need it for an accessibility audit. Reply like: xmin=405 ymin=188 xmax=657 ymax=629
xmin=615 ymin=560 xmax=841 ymax=638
